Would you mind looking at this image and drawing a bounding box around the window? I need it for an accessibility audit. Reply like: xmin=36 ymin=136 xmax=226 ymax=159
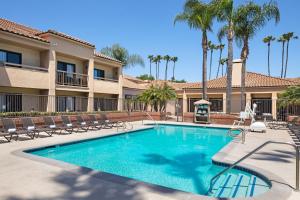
xmin=56 ymin=96 xmax=76 ymax=112
xmin=94 ymin=69 xmax=105 ymax=79
xmin=57 ymin=61 xmax=75 ymax=73
xmin=0 ymin=50 xmax=22 ymax=64
xmin=210 ymin=99 xmax=223 ymax=112
xmin=0 ymin=94 xmax=22 ymax=112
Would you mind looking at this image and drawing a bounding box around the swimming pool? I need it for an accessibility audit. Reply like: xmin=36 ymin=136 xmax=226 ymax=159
xmin=27 ymin=125 xmax=270 ymax=198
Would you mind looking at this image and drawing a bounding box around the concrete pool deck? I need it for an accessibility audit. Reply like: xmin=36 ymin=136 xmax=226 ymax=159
xmin=0 ymin=121 xmax=299 ymax=200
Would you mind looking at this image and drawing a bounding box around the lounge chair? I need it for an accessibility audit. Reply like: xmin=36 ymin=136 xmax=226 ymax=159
xmin=75 ymin=115 xmax=90 ymax=131
xmin=99 ymin=113 xmax=122 ymax=128
xmin=88 ymin=115 xmax=103 ymax=129
xmin=22 ymin=117 xmax=53 ymax=137
xmin=60 ymin=116 xmax=76 ymax=134
xmin=0 ymin=119 xmax=17 ymax=142
xmin=1 ymin=118 xmax=34 ymax=140
xmin=43 ymin=116 xmax=64 ymax=135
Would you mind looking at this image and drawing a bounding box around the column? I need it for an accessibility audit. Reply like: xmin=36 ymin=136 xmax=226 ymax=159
xmin=246 ymin=93 xmax=251 ymax=107
xmin=272 ymin=92 xmax=278 ymax=120
xmin=183 ymin=90 xmax=188 ymax=113
xmin=222 ymin=93 xmax=226 ymax=113
xmin=47 ymin=49 xmax=56 ymax=112
xmin=117 ymin=67 xmax=123 ymax=111
xmin=87 ymin=58 xmax=94 ymax=112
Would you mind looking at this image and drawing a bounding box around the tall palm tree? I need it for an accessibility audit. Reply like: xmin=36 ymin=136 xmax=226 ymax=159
xmin=283 ymin=32 xmax=298 ymax=78
xmin=220 ymin=58 xmax=228 ymax=76
xmin=171 ymin=56 xmax=178 ymax=81
xmin=278 ymin=35 xmax=287 ymax=78
xmin=175 ymin=0 xmax=216 ymax=100
xmin=208 ymin=41 xmax=217 ymax=80
xmin=163 ymin=55 xmax=171 ymax=81
xmin=234 ymin=1 xmax=280 ymax=110
xmin=263 ymin=36 xmax=276 ymax=76
xmin=155 ymin=55 xmax=162 ymax=80
xmin=101 ymin=44 xmax=144 ymax=68
xmin=212 ymin=0 xmax=235 ymax=114
xmin=147 ymin=55 xmax=154 ymax=77
xmin=216 ymin=43 xmax=225 ymax=78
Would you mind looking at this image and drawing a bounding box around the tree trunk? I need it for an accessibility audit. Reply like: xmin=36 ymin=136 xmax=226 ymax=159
xmin=156 ymin=62 xmax=158 ymax=80
xmin=165 ymin=61 xmax=168 ymax=81
xmin=284 ymin=40 xmax=290 ymax=78
xmin=217 ymin=48 xmax=222 ymax=78
xmin=150 ymin=61 xmax=152 ymax=77
xmin=267 ymin=43 xmax=271 ymax=76
xmin=158 ymin=62 xmax=160 ymax=80
xmin=226 ymin=22 xmax=234 ymax=114
xmin=209 ymin=49 xmax=213 ymax=80
xmin=240 ymin=38 xmax=249 ymax=111
xmin=172 ymin=62 xmax=176 ymax=81
xmin=202 ymin=32 xmax=208 ymax=100
xmin=280 ymin=42 xmax=285 ymax=78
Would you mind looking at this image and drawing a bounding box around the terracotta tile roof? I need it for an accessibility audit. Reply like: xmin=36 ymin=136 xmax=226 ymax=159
xmin=94 ymin=52 xmax=122 ymax=63
xmin=0 ymin=18 xmax=48 ymax=43
xmin=123 ymin=76 xmax=148 ymax=90
xmin=183 ymin=72 xmax=299 ymax=89
xmin=38 ymin=29 xmax=95 ymax=47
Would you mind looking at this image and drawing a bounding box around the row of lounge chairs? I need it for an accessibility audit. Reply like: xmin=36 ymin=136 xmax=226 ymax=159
xmin=288 ymin=117 xmax=300 ymax=144
xmin=0 ymin=114 xmax=123 ymax=142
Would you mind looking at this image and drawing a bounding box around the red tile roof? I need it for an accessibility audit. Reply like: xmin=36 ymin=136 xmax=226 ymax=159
xmin=183 ymin=72 xmax=299 ymax=89
xmin=94 ymin=52 xmax=122 ymax=63
xmin=0 ymin=18 xmax=48 ymax=43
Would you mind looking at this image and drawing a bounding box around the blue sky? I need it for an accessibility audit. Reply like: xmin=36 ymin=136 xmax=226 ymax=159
xmin=1 ymin=0 xmax=299 ymax=81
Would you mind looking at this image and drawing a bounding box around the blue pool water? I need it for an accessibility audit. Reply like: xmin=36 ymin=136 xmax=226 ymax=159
xmin=27 ymin=125 xmax=270 ymax=197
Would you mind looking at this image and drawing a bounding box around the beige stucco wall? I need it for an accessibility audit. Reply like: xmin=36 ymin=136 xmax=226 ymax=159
xmin=56 ymin=54 xmax=86 ymax=74
xmin=232 ymin=60 xmax=243 ymax=86
xmin=0 ymin=40 xmax=42 ymax=67
xmin=0 ymin=67 xmax=49 ymax=89
xmin=93 ymin=80 xmax=119 ymax=94
xmin=94 ymin=63 xmax=118 ymax=80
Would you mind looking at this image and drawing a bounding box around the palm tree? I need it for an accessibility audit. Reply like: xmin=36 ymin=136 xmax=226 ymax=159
xmin=147 ymin=55 xmax=154 ymax=77
xmin=263 ymin=36 xmax=276 ymax=76
xmin=278 ymin=35 xmax=287 ymax=78
xmin=175 ymin=0 xmax=216 ymax=100
xmin=208 ymin=41 xmax=217 ymax=80
xmin=283 ymin=32 xmax=298 ymax=78
xmin=155 ymin=55 xmax=162 ymax=80
xmin=100 ymin=44 xmax=144 ymax=68
xmin=220 ymin=58 xmax=228 ymax=76
xmin=212 ymin=0 xmax=235 ymax=114
xmin=216 ymin=43 xmax=225 ymax=78
xmin=171 ymin=56 xmax=178 ymax=81
xmin=234 ymin=1 xmax=280 ymax=110
xmin=163 ymin=55 xmax=171 ymax=81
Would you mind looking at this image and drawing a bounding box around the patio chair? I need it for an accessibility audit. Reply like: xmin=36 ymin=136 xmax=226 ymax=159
xmin=99 ymin=113 xmax=123 ymax=128
xmin=43 ymin=116 xmax=66 ymax=135
xmin=1 ymin=118 xmax=34 ymax=141
xmin=75 ymin=115 xmax=90 ymax=131
xmin=61 ymin=116 xmax=76 ymax=134
xmin=88 ymin=115 xmax=103 ymax=129
xmin=22 ymin=117 xmax=54 ymax=137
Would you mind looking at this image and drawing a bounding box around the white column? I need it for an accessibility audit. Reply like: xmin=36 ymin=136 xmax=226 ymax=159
xmin=272 ymin=92 xmax=278 ymax=120
xmin=47 ymin=49 xmax=56 ymax=112
xmin=222 ymin=93 xmax=226 ymax=113
xmin=182 ymin=90 xmax=188 ymax=113
xmin=87 ymin=58 xmax=94 ymax=112
xmin=246 ymin=93 xmax=251 ymax=107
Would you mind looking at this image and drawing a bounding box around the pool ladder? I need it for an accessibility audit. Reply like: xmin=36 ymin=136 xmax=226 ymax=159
xmin=208 ymin=141 xmax=300 ymax=194
xmin=142 ymin=112 xmax=159 ymax=128
xmin=227 ymin=127 xmax=246 ymax=144
xmin=117 ymin=121 xmax=133 ymax=132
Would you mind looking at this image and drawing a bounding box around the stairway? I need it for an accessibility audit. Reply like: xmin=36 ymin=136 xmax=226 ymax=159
xmin=209 ymin=173 xmax=270 ymax=198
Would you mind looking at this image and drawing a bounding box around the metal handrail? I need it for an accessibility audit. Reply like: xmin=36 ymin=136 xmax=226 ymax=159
xmin=208 ymin=141 xmax=299 ymax=194
xmin=227 ymin=127 xmax=246 ymax=144
xmin=143 ymin=112 xmax=158 ymax=127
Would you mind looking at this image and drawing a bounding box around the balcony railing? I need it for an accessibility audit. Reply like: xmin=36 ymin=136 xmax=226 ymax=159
xmin=56 ymin=70 xmax=88 ymax=87
xmin=94 ymin=76 xmax=119 ymax=82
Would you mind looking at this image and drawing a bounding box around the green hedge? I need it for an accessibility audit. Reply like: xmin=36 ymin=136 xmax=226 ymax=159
xmin=0 ymin=111 xmax=122 ymax=118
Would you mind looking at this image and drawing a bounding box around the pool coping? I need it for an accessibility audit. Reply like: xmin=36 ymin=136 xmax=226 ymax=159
xmin=12 ymin=122 xmax=293 ymax=200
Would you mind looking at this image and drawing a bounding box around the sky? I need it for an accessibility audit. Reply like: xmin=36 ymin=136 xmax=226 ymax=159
xmin=1 ymin=0 xmax=299 ymax=82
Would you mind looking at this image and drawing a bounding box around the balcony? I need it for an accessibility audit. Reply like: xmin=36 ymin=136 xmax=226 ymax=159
xmin=56 ymin=70 xmax=88 ymax=88
xmin=0 ymin=61 xmax=49 ymax=89
xmin=94 ymin=77 xmax=119 ymax=94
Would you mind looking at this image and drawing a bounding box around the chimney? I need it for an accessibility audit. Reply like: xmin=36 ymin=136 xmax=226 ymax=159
xmin=231 ymin=59 xmax=243 ymax=86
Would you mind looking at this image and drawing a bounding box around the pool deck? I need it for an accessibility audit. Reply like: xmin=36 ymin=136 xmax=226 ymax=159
xmin=0 ymin=121 xmax=299 ymax=200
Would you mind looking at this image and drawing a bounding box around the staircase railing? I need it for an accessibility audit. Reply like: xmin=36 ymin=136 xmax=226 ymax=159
xmin=227 ymin=127 xmax=246 ymax=144
xmin=208 ymin=141 xmax=299 ymax=194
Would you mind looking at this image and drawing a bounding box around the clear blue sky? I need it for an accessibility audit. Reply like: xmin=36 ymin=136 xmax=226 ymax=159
xmin=1 ymin=0 xmax=299 ymax=81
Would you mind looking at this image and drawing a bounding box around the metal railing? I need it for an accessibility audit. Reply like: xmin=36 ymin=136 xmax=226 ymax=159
xmin=142 ymin=112 xmax=158 ymax=127
xmin=56 ymin=70 xmax=88 ymax=87
xmin=94 ymin=76 xmax=119 ymax=82
xmin=208 ymin=141 xmax=299 ymax=194
xmin=227 ymin=127 xmax=246 ymax=144
xmin=94 ymin=98 xmax=118 ymax=111
xmin=0 ymin=61 xmax=48 ymax=72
